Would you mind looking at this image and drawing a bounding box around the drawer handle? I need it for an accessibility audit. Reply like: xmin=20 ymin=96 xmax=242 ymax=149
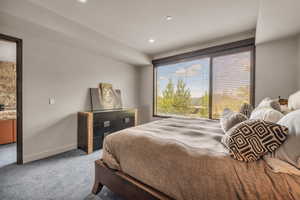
xmin=124 ymin=117 xmax=130 ymax=124
xmin=103 ymin=121 xmax=110 ymax=127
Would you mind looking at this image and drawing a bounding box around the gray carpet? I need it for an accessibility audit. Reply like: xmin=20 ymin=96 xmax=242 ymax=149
xmin=0 ymin=145 xmax=124 ymax=200
xmin=0 ymin=143 xmax=16 ymax=168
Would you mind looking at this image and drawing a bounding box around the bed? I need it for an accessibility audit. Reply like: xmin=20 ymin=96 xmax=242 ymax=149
xmin=92 ymin=117 xmax=300 ymax=200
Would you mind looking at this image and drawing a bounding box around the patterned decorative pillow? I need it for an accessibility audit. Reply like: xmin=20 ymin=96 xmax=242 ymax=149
xmin=239 ymin=103 xmax=253 ymax=118
xmin=220 ymin=110 xmax=248 ymax=132
xmin=222 ymin=120 xmax=289 ymax=162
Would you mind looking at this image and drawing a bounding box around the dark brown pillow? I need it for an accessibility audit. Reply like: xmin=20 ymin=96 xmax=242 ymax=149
xmin=220 ymin=110 xmax=248 ymax=132
xmin=222 ymin=120 xmax=288 ymax=162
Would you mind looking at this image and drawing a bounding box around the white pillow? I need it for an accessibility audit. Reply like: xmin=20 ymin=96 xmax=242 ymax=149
xmin=266 ymin=110 xmax=300 ymax=170
xmin=280 ymin=105 xmax=292 ymax=115
xmin=250 ymin=107 xmax=284 ymax=123
xmin=288 ymin=90 xmax=300 ymax=110
xmin=257 ymin=97 xmax=281 ymax=112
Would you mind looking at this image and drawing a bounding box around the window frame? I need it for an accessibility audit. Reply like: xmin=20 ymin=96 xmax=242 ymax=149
xmin=152 ymin=38 xmax=255 ymax=119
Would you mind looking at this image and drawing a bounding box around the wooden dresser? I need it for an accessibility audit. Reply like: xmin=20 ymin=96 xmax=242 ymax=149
xmin=77 ymin=108 xmax=137 ymax=154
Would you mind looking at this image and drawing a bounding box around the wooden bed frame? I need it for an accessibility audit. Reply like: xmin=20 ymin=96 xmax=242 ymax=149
xmin=92 ymin=159 xmax=173 ymax=200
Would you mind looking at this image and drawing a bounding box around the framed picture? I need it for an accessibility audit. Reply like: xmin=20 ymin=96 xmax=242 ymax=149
xmin=90 ymin=83 xmax=122 ymax=111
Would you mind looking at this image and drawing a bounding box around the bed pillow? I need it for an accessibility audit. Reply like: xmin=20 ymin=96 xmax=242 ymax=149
xmin=222 ymin=120 xmax=288 ymax=162
xmin=220 ymin=110 xmax=247 ymax=132
xmin=250 ymin=107 xmax=284 ymax=123
xmin=265 ymin=110 xmax=300 ymax=169
xmin=280 ymin=105 xmax=292 ymax=115
xmin=257 ymin=97 xmax=281 ymax=112
xmin=239 ymin=103 xmax=253 ymax=118
xmin=288 ymin=90 xmax=300 ymax=110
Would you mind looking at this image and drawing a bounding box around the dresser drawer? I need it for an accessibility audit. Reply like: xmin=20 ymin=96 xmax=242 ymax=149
xmin=78 ymin=109 xmax=137 ymax=154
xmin=121 ymin=115 xmax=135 ymax=129
xmin=93 ymin=112 xmax=116 ymax=130
xmin=93 ymin=135 xmax=103 ymax=151
xmin=117 ymin=111 xmax=135 ymax=130
xmin=93 ymin=125 xmax=114 ymax=138
xmin=119 ymin=110 xmax=135 ymax=118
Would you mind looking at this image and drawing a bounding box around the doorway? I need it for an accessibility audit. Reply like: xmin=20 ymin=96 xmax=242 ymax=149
xmin=0 ymin=33 xmax=22 ymax=165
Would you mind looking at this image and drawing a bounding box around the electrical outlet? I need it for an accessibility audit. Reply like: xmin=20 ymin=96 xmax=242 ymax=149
xmin=49 ymin=97 xmax=55 ymax=105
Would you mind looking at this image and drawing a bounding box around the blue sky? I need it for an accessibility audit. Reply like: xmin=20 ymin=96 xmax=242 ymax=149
xmin=157 ymin=58 xmax=210 ymax=97
xmin=156 ymin=51 xmax=250 ymax=98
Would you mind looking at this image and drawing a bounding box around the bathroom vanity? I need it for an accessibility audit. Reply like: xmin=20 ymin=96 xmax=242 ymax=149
xmin=0 ymin=110 xmax=16 ymax=145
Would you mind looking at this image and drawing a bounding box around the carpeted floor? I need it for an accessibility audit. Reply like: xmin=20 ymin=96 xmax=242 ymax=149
xmin=0 ymin=144 xmax=124 ymax=200
xmin=0 ymin=143 xmax=16 ymax=168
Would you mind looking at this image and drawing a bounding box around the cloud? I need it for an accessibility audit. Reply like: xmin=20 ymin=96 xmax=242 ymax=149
xmin=159 ymin=76 xmax=168 ymax=80
xmin=175 ymin=64 xmax=203 ymax=77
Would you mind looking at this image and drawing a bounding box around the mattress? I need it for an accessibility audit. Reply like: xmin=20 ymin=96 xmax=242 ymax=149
xmin=102 ymin=117 xmax=300 ymax=200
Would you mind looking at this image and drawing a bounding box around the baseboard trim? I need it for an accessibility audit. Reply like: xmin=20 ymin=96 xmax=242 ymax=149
xmin=23 ymin=143 xmax=77 ymax=163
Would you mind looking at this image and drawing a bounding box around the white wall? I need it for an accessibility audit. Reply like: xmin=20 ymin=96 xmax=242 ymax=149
xmin=0 ymin=40 xmax=16 ymax=62
xmin=256 ymin=36 xmax=299 ymax=104
xmin=138 ymin=66 xmax=155 ymax=124
xmin=298 ymin=35 xmax=300 ymax=89
xmin=0 ymin=15 xmax=140 ymax=163
xmin=0 ymin=0 xmax=150 ymax=66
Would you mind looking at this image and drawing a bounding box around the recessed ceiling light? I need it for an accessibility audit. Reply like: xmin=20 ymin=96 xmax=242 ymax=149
xmin=166 ymin=16 xmax=173 ymax=21
xmin=77 ymin=0 xmax=87 ymax=3
xmin=148 ymin=38 xmax=155 ymax=43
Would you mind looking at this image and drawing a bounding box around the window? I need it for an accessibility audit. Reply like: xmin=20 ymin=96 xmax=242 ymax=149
xmin=155 ymin=57 xmax=210 ymax=118
xmin=211 ymin=51 xmax=252 ymax=118
xmin=153 ymin=39 xmax=255 ymax=119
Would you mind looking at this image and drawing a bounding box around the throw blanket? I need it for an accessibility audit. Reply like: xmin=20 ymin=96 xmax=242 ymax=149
xmin=102 ymin=118 xmax=300 ymax=200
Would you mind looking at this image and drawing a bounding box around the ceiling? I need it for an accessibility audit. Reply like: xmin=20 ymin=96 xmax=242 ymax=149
xmin=28 ymin=0 xmax=260 ymax=57
xmin=2 ymin=0 xmax=299 ymax=63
